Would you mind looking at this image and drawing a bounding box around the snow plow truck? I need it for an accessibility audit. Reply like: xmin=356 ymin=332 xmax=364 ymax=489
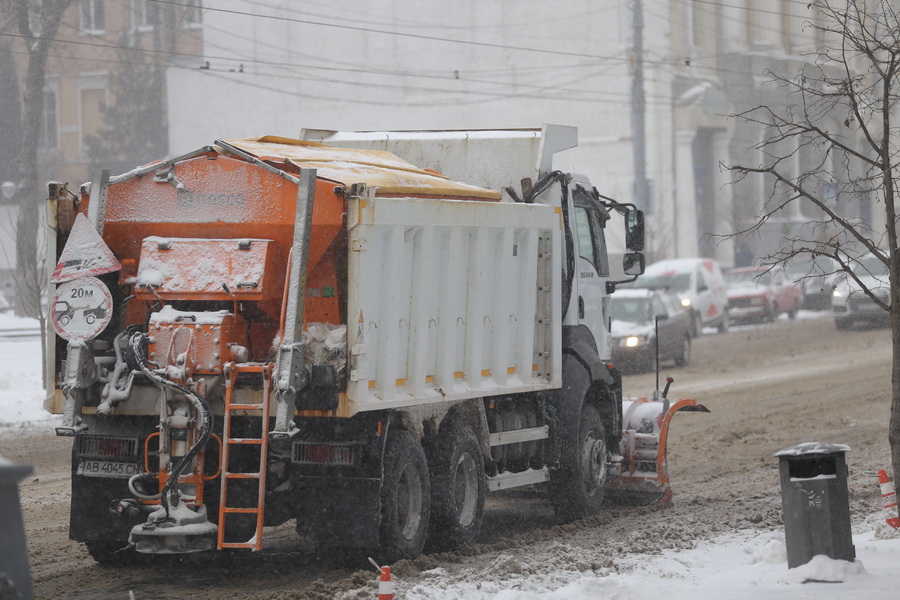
xmin=44 ymin=125 xmax=707 ymax=564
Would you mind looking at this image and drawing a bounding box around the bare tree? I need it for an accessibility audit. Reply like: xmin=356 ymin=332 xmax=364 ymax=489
xmin=1 ymin=0 xmax=74 ymax=383
xmin=9 ymin=0 xmax=73 ymax=318
xmin=727 ymin=0 xmax=900 ymax=493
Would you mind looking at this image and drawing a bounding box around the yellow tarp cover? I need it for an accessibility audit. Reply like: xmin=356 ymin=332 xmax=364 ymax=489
xmin=221 ymin=135 xmax=501 ymax=200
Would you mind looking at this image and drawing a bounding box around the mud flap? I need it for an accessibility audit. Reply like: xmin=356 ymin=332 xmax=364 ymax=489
xmin=608 ymin=397 xmax=709 ymax=504
xmin=293 ymin=476 xmax=382 ymax=549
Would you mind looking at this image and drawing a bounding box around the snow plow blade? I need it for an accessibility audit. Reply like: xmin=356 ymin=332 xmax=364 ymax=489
xmin=610 ymin=396 xmax=710 ymax=504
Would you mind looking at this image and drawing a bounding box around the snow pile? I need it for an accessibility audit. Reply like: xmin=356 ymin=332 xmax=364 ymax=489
xmin=338 ymin=529 xmax=900 ymax=600
xmin=0 ymin=314 xmax=57 ymax=432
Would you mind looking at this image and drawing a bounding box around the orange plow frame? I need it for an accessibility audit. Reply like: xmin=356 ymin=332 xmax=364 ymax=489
xmin=610 ymin=396 xmax=709 ymax=503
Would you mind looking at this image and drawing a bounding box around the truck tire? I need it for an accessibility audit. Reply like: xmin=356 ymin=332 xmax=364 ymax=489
xmin=379 ymin=430 xmax=431 ymax=561
xmin=550 ymin=404 xmax=610 ymax=522
xmin=427 ymin=425 xmax=486 ymax=551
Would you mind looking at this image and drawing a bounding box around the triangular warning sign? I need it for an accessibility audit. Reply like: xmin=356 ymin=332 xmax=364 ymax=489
xmin=51 ymin=213 xmax=121 ymax=284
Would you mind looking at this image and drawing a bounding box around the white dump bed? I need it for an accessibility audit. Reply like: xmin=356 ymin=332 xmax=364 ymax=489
xmin=300 ymin=125 xmax=577 ymax=194
xmin=344 ymin=191 xmax=562 ymax=413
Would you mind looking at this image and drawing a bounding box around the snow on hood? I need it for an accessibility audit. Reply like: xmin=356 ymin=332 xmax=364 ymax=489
xmin=726 ymin=282 xmax=767 ymax=297
xmin=610 ymin=320 xmax=653 ymax=338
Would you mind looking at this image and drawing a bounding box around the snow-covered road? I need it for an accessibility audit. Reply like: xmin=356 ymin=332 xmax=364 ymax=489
xmin=3 ymin=313 xmax=899 ymax=600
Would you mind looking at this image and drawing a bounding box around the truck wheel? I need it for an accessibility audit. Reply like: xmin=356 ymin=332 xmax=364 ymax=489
xmin=427 ymin=425 xmax=486 ymax=551
xmin=84 ymin=540 xmax=140 ymax=565
xmin=551 ymin=404 xmax=610 ymax=522
xmin=718 ymin=310 xmax=730 ymax=333
xmin=379 ymin=430 xmax=430 ymax=561
xmin=674 ymin=334 xmax=691 ymax=367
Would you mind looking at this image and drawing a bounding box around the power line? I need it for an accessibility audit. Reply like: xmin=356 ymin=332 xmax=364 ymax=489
xmin=4 ymin=0 xmax=855 ymax=110
xmin=234 ymin=0 xmax=628 ymax=32
xmin=0 ymin=42 xmax=685 ymax=108
xmin=5 ymin=1 xmax=807 ymax=87
xmin=146 ymin=0 xmax=660 ymax=63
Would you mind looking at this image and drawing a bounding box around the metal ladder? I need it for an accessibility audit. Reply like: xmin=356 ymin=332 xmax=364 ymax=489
xmin=217 ymin=362 xmax=272 ymax=550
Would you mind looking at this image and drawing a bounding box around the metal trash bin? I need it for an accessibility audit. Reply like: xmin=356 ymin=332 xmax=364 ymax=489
xmin=776 ymin=442 xmax=855 ymax=569
xmin=0 ymin=456 xmax=34 ymax=600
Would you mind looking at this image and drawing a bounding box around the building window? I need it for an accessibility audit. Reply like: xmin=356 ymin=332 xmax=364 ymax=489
xmin=80 ymin=0 xmax=105 ymax=34
xmin=76 ymin=73 xmax=109 ymax=159
xmin=39 ymin=87 xmax=58 ymax=150
xmin=184 ymin=0 xmax=202 ymax=27
xmin=131 ymin=0 xmax=159 ymax=31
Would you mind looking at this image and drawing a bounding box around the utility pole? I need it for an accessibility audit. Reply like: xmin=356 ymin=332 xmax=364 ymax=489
xmin=631 ymin=0 xmax=649 ymax=215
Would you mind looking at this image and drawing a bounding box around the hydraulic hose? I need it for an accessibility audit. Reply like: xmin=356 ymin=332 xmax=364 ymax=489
xmin=129 ymin=331 xmax=214 ymax=517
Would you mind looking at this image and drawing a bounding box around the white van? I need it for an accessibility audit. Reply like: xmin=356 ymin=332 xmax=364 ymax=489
xmin=637 ymin=258 xmax=729 ymax=335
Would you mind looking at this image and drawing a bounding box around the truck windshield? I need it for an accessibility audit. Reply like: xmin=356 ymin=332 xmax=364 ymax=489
xmin=609 ymin=297 xmax=650 ymax=322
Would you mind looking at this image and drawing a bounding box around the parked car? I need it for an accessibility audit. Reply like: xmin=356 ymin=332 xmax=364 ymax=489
xmin=637 ymin=258 xmax=729 ymax=335
xmin=609 ymin=288 xmax=693 ymax=373
xmin=725 ymin=266 xmax=803 ymax=323
xmin=786 ymin=255 xmax=840 ymax=310
xmin=832 ymin=253 xmax=891 ymax=329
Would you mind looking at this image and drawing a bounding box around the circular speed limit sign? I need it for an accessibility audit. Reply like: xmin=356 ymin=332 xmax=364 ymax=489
xmin=52 ymin=277 xmax=113 ymax=341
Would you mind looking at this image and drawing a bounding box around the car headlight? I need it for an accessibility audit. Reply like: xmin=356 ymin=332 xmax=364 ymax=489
xmin=832 ymin=289 xmax=845 ymax=298
xmin=680 ymin=297 xmax=691 ymax=308
xmin=623 ymin=335 xmax=647 ymax=348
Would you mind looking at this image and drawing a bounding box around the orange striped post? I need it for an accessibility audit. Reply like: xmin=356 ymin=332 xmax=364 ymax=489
xmin=878 ymin=470 xmax=900 ymax=529
xmin=377 ymin=565 xmax=394 ymax=600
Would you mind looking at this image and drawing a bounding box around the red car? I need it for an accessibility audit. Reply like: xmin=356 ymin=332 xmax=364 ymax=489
xmin=725 ymin=266 xmax=804 ymax=323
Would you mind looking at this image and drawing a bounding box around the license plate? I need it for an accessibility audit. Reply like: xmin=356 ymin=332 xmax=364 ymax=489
xmin=77 ymin=460 xmax=142 ymax=479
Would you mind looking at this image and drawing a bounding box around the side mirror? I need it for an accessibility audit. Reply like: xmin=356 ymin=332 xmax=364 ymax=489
xmin=623 ymin=252 xmax=645 ymax=276
xmin=625 ymin=209 xmax=644 ymax=252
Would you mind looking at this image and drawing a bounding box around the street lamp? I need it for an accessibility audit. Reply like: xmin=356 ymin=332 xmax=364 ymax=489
xmin=1 ymin=181 xmax=15 ymax=203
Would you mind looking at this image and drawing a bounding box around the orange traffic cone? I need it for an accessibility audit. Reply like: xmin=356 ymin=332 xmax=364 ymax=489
xmin=878 ymin=469 xmax=900 ymax=529
xmin=377 ymin=565 xmax=394 ymax=600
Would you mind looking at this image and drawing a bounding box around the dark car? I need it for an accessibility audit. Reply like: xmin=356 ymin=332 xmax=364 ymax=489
xmin=832 ymin=253 xmax=891 ymax=329
xmin=786 ymin=255 xmax=840 ymax=310
xmin=610 ymin=288 xmax=693 ymax=373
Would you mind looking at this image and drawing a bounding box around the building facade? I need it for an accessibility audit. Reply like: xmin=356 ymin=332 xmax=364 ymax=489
xmin=1 ymin=0 xmax=874 ymax=300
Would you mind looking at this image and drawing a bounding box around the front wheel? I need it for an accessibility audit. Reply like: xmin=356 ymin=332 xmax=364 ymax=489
xmin=788 ymin=302 xmax=799 ymax=320
xmin=718 ymin=310 xmax=730 ymax=333
xmin=427 ymin=425 xmax=486 ymax=551
xmin=674 ymin=334 xmax=691 ymax=367
xmin=550 ymin=404 xmax=610 ymax=522
xmin=379 ymin=430 xmax=430 ymax=562
xmin=692 ymin=311 xmax=703 ymax=337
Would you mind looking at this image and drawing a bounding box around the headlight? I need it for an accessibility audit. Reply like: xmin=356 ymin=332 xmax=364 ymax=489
xmin=623 ymin=336 xmax=646 ymax=348
xmin=832 ymin=289 xmax=845 ymax=298
xmin=680 ymin=297 xmax=691 ymax=308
